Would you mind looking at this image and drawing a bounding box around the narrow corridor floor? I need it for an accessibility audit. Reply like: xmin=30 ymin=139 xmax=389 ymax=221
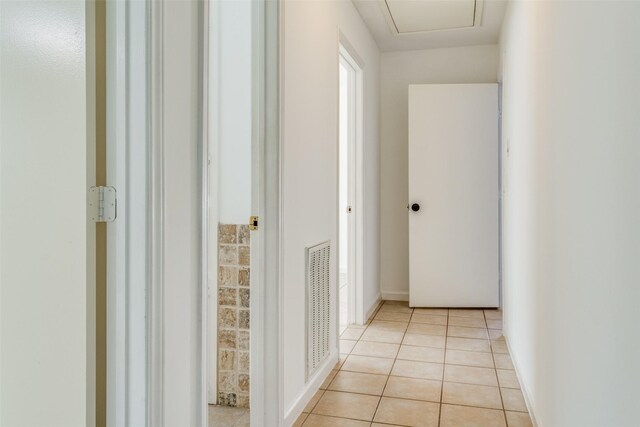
xmin=208 ymin=405 xmax=249 ymax=427
xmin=294 ymin=300 xmax=533 ymax=427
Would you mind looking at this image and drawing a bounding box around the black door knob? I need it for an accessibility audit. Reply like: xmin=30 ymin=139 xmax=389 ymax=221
xmin=411 ymin=203 xmax=420 ymax=212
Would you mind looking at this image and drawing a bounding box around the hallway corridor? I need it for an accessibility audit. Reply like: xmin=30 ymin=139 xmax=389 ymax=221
xmin=294 ymin=301 xmax=532 ymax=427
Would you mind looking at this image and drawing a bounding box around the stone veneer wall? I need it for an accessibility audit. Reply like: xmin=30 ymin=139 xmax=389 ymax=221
xmin=217 ymin=224 xmax=250 ymax=408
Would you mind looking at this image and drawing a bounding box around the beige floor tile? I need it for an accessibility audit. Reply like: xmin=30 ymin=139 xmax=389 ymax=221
xmin=497 ymin=369 xmax=520 ymax=389
xmin=373 ymin=397 xmax=440 ymax=427
xmin=319 ymin=369 xmax=338 ymax=389
xmin=493 ymin=353 xmax=515 ymax=370
xmin=486 ymin=319 xmax=503 ymax=329
xmin=391 ymin=359 xmax=444 ymax=381
xmin=352 ymin=341 xmax=400 ymax=359
xmin=384 ymin=300 xmax=410 ymax=307
xmin=340 ymin=339 xmax=357 ymax=354
xmin=369 ymin=320 xmax=408 ymax=332
xmin=448 ymin=316 xmax=487 ymax=328
xmin=328 ymin=371 xmax=388 ymax=396
xmin=340 ymin=328 xmax=364 ymax=340
xmin=383 ymin=376 xmax=441 ymax=402
xmin=375 ymin=311 xmax=412 ymax=322
xmin=410 ymin=313 xmax=448 ymax=325
xmin=303 ymin=414 xmax=371 ymax=427
xmin=484 ymin=310 xmax=502 ymax=320
xmin=312 ymin=391 xmax=380 ymax=421
xmin=397 ymin=345 xmax=445 ymax=363
xmin=371 ymin=424 xmax=405 ymax=427
xmin=489 ymin=329 xmax=504 ymax=340
xmin=449 ymin=309 xmax=485 ymax=318
xmin=361 ymin=328 xmax=405 ymax=344
xmin=208 ymin=405 xmax=249 ymax=427
xmin=413 ymin=308 xmax=449 ymax=316
xmin=501 ymin=388 xmax=527 ymax=412
xmin=292 ymin=412 xmax=308 ymax=427
xmin=444 ymin=364 xmax=498 ymax=387
xmin=491 ymin=340 xmax=509 ymax=354
xmin=505 ymin=411 xmax=533 ymax=427
xmin=448 ymin=326 xmax=489 ymax=339
xmin=442 ymin=382 xmax=503 ymax=410
xmin=407 ymin=323 xmax=447 ymax=336
xmin=303 ymin=390 xmax=325 ymax=413
xmin=378 ymin=304 xmax=412 ymax=314
xmin=403 ymin=333 xmax=446 ymax=349
xmin=445 ymin=349 xmax=495 ymax=368
xmin=440 ymin=404 xmax=507 ymax=427
xmin=341 ymin=355 xmax=395 ymax=375
xmin=446 ymin=337 xmax=491 ymax=353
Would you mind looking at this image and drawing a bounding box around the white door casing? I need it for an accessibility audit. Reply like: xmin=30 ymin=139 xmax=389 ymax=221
xmin=408 ymin=84 xmax=499 ymax=308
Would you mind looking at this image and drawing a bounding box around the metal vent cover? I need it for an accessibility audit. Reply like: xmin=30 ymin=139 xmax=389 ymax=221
xmin=306 ymin=241 xmax=331 ymax=380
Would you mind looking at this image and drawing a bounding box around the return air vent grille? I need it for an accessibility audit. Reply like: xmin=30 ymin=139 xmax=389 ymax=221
xmin=306 ymin=241 xmax=331 ymax=380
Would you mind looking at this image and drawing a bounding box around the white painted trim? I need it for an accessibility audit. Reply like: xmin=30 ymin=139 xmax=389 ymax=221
xmin=365 ymin=295 xmax=382 ymax=322
xmin=504 ymin=334 xmax=541 ymax=427
xmin=283 ymin=353 xmax=339 ymax=426
xmin=338 ymin=37 xmax=366 ymax=326
xmin=381 ymin=290 xmax=409 ymax=302
xmin=106 ymin=0 xmax=150 ymax=425
xmin=149 ymin=0 xmax=165 ymax=424
xmin=204 ymin=0 xmax=218 ymax=406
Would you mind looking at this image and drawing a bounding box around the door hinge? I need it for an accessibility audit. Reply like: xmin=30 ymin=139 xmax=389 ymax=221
xmin=249 ymin=215 xmax=259 ymax=231
xmin=89 ymin=186 xmax=117 ymax=222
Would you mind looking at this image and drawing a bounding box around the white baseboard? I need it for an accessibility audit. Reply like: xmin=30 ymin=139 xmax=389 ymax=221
xmin=283 ymin=351 xmax=338 ymax=426
xmin=380 ymin=290 xmax=409 ymax=302
xmin=504 ymin=335 xmax=541 ymax=427
xmin=364 ymin=295 xmax=382 ymax=323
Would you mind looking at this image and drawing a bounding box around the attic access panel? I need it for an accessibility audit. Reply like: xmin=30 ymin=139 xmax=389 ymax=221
xmin=382 ymin=0 xmax=484 ymax=34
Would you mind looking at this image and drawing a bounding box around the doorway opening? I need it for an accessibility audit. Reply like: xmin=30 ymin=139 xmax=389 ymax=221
xmin=338 ymin=44 xmax=364 ymax=332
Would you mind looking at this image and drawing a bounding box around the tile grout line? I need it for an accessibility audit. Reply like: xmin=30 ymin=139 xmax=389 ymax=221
xmin=486 ymin=309 xmax=509 ymax=426
xmin=437 ymin=309 xmax=449 ymax=427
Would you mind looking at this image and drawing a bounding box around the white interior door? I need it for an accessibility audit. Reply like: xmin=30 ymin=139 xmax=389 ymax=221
xmin=408 ymin=84 xmax=499 ymax=308
xmin=0 ymin=1 xmax=96 ymax=425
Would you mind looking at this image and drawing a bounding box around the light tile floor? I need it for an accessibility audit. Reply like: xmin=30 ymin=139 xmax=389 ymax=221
xmin=294 ymin=300 xmax=533 ymax=427
xmin=208 ymin=404 xmax=249 ymax=427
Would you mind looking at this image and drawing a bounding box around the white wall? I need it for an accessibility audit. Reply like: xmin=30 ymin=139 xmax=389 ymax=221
xmin=380 ymin=45 xmax=499 ymax=300
xmin=282 ymin=0 xmax=380 ymax=421
xmin=215 ymin=0 xmax=252 ymax=224
xmin=339 ymin=0 xmax=381 ymax=317
xmin=500 ymin=2 xmax=640 ymax=426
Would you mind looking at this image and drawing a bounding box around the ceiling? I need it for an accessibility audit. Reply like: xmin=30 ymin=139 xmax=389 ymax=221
xmin=352 ymin=0 xmax=507 ymax=52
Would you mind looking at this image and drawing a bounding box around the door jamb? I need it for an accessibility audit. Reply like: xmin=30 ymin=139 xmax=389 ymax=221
xmin=338 ymin=39 xmax=365 ymax=326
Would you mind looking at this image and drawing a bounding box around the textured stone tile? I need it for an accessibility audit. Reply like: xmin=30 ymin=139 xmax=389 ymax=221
xmin=219 ymin=245 xmax=238 ymax=265
xmin=236 ymin=394 xmax=250 ymax=409
xmin=238 ymin=351 xmax=250 ymax=373
xmin=219 ymin=372 xmax=237 ymax=391
xmin=219 ymin=266 xmax=238 ymax=286
xmin=218 ymin=287 xmax=237 ymax=306
xmin=239 ymin=288 xmax=250 ymax=308
xmin=219 ymin=224 xmax=237 ymax=244
xmin=238 ymin=225 xmax=250 ymax=245
xmin=238 ymin=246 xmax=250 ymax=266
xmin=219 ymin=329 xmax=237 ymax=349
xmin=218 ymin=349 xmax=236 ymax=371
xmin=238 ymin=309 xmax=250 ymax=330
xmin=238 ymin=374 xmax=250 ymax=392
xmin=217 ymin=391 xmax=236 ymax=406
xmin=238 ymin=268 xmax=250 ymax=286
xmin=237 ymin=330 xmax=249 ymax=350
xmin=219 ymin=307 xmax=238 ymax=328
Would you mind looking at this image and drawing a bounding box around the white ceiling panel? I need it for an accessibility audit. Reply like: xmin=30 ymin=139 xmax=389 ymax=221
xmin=385 ymin=0 xmax=476 ymax=33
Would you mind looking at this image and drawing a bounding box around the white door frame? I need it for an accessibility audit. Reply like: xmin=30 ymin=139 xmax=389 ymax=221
xmin=106 ymin=0 xmax=149 ymax=425
xmin=338 ymin=40 xmax=365 ymax=326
